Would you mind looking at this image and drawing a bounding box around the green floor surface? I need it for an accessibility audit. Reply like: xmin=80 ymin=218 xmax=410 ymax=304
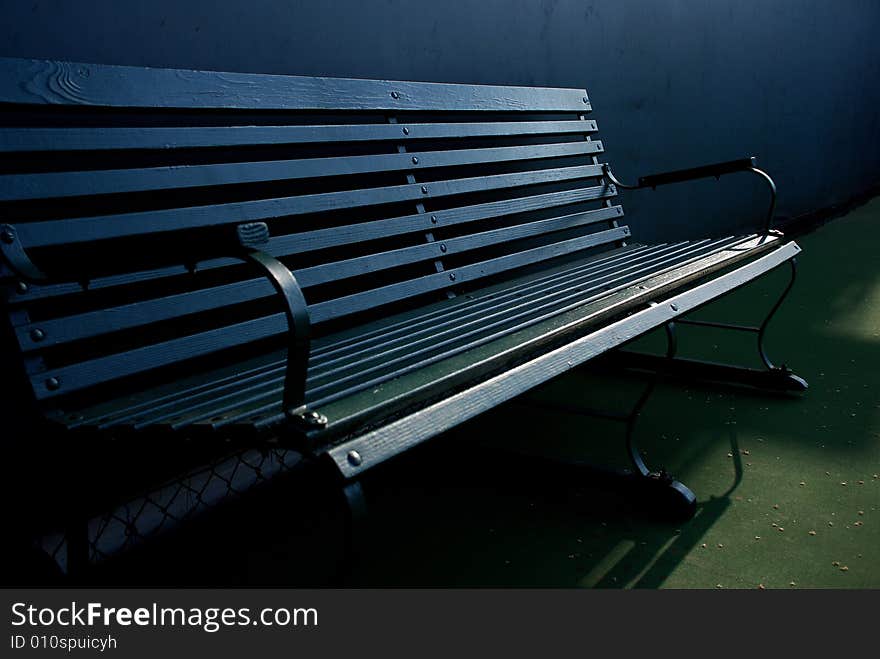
xmin=344 ymin=198 xmax=880 ymax=588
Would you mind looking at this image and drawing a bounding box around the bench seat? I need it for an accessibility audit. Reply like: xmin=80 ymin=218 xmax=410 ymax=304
xmin=56 ymin=233 xmax=783 ymax=444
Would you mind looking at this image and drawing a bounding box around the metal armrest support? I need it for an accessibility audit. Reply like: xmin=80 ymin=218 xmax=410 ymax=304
xmin=0 ymin=224 xmax=49 ymax=282
xmin=602 ymin=156 xmax=778 ymax=236
xmin=236 ymin=222 xmax=326 ymax=432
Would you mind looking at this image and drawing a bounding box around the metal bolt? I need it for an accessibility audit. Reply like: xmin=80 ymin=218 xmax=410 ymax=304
xmin=391 ymin=91 xmax=400 ymax=99
xmin=583 ymin=96 xmax=588 ymax=103
xmin=30 ymin=328 xmax=45 ymax=342
xmin=430 ymin=215 xmax=438 ymax=224
xmin=46 ymin=377 xmax=60 ymax=390
xmin=402 ymin=127 xmax=409 ymax=135
xmin=302 ymin=410 xmax=328 ymax=427
xmin=1 ymin=229 xmax=13 ymax=244
xmin=411 ymin=156 xmax=419 ymax=165
xmin=347 ymin=450 xmax=363 ymax=466
xmin=449 ymin=272 xmax=456 ymax=281
xmin=16 ymin=282 xmax=28 ymax=294
xmin=421 ymin=185 xmax=428 ymax=194
xmin=670 ymin=303 xmax=679 ymax=311
xmin=439 ymin=243 xmax=447 ymax=253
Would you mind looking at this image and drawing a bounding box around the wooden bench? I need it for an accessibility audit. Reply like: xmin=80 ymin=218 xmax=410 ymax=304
xmin=0 ymin=57 xmax=806 ymax=576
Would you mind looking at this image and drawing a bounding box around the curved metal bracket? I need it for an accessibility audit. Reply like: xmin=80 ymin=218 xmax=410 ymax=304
xmin=602 ymin=159 xmax=779 ymax=237
xmin=235 ymin=222 xmax=326 ymax=432
xmin=0 ymin=224 xmax=48 ymax=282
xmin=625 ymin=319 xmax=676 ymax=477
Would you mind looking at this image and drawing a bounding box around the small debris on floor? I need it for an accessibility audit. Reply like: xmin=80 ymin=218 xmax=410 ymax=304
xmin=840 ymin=566 xmax=849 ymax=572
xmin=799 ymin=481 xmax=806 ymax=487
xmin=773 ymin=504 xmax=780 ymax=510
xmin=778 ymin=527 xmax=785 ymax=532
xmin=789 ymin=581 xmax=796 ymax=587
xmin=841 ymin=482 xmax=848 ymax=486
xmin=858 ymin=511 xmax=865 ymax=516
xmin=754 ymin=536 xmax=761 ymax=540
xmin=808 ymin=530 xmax=817 ymax=536
xmin=700 ymin=543 xmax=707 ymax=548
xmin=717 ymin=543 xmax=724 ymax=548
xmin=716 ymin=584 xmax=723 ymax=589
xmin=758 ymin=583 xmax=766 ymax=590
xmin=832 ymin=561 xmax=840 ymax=566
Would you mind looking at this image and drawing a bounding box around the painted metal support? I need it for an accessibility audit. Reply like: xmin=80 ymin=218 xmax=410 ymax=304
xmin=602 ymin=157 xmax=778 ymax=236
xmin=235 ymin=222 xmax=326 ymax=432
xmin=610 ymin=256 xmax=807 ymax=393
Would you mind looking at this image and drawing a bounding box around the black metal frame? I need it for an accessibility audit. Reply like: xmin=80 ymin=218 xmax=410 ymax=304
xmin=608 ymin=257 xmax=807 ymax=393
xmin=234 ymin=222 xmax=326 ymax=432
xmin=515 ymin=318 xmax=698 ymax=519
xmin=602 ymin=156 xmax=779 ymax=236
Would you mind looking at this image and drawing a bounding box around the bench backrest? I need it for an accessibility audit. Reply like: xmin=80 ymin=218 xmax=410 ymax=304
xmin=0 ymin=58 xmax=626 ymax=412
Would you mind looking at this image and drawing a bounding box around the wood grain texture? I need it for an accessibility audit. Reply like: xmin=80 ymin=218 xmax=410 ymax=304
xmin=15 ymin=165 xmax=608 ymax=247
xmin=328 ymin=241 xmax=802 ymax=478
xmin=9 ymin=186 xmax=619 ymax=304
xmin=0 ymin=141 xmax=602 ymax=201
xmin=0 ymin=120 xmax=598 ymax=152
xmin=0 ymin=57 xmax=590 ymax=112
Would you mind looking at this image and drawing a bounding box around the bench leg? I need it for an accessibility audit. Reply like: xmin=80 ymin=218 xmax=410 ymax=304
xmin=519 ymin=322 xmax=697 ymax=521
xmin=620 ymin=322 xmax=697 ymax=519
xmin=341 ymin=480 xmax=367 ymax=560
xmin=606 ymin=257 xmax=807 ymax=393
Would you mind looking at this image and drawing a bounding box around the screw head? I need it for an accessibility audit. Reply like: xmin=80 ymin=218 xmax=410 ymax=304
xmin=449 ymin=272 xmax=456 ymax=281
xmin=391 ymin=91 xmax=400 ymax=99
xmin=347 ymin=450 xmax=363 ymax=466
xmin=30 ymin=328 xmax=45 ymax=342
xmin=46 ymin=377 xmax=60 ymax=391
xmin=430 ymin=215 xmax=438 ymax=224
xmin=411 ymin=156 xmax=419 ymax=165
xmin=16 ymin=281 xmax=28 ymax=294
xmin=670 ymin=303 xmax=679 ymax=312
xmin=583 ymin=96 xmax=589 ymax=103
xmin=302 ymin=410 xmax=328 ymax=427
xmin=402 ymin=127 xmax=409 ymax=135
xmin=439 ymin=243 xmax=447 ymax=253
xmin=421 ymin=185 xmax=428 ymax=194
xmin=1 ymin=229 xmax=13 ymax=244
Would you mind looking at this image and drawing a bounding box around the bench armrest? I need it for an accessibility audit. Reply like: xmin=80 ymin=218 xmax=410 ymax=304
xmin=602 ymin=157 xmax=778 ymax=236
xmin=236 ymin=222 xmax=325 ymax=433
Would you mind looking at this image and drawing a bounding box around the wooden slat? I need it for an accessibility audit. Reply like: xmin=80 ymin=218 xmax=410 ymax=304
xmin=16 ymin=206 xmax=625 ymax=350
xmin=0 ymin=141 xmax=602 ymax=201
xmin=80 ymin=237 xmax=755 ymax=430
xmin=0 ymin=120 xmax=598 ymax=152
xmin=0 ymin=58 xmax=591 ymax=112
xmin=9 ymin=184 xmax=618 ymax=303
xmin=14 ymin=164 xmax=608 ymax=248
xmin=326 ymin=241 xmax=800 ymax=478
xmin=30 ymin=227 xmax=628 ymax=398
xmin=156 ymin=237 xmax=768 ymax=430
xmin=71 ymin=246 xmax=654 ymax=428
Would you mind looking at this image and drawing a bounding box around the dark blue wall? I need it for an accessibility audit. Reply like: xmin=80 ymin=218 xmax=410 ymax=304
xmin=2 ymin=0 xmax=878 ymax=239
